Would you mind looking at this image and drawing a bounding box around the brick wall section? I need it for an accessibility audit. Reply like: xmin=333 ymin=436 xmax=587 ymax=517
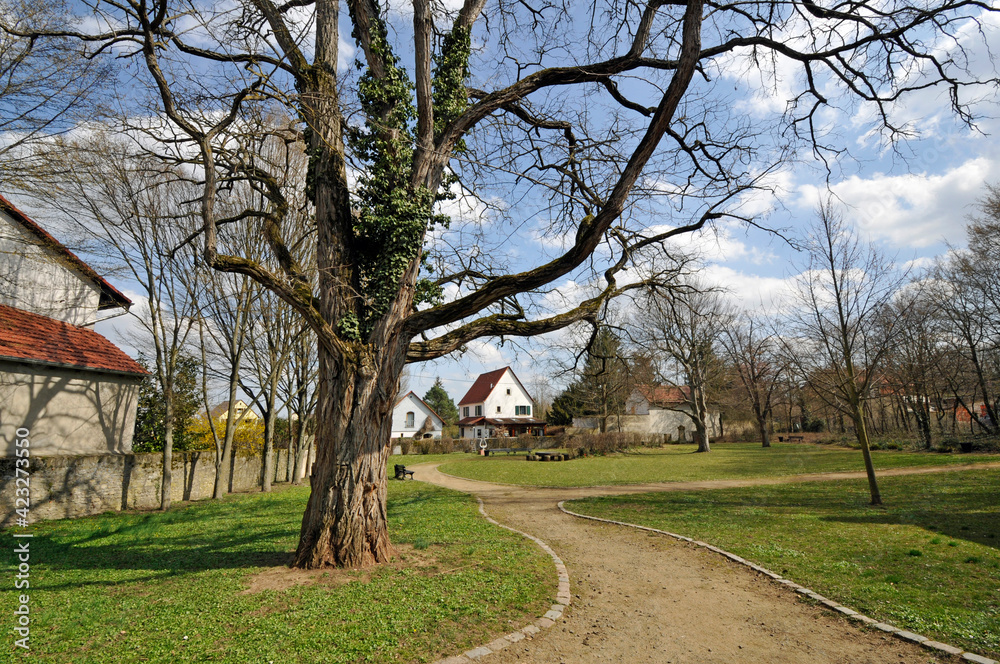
xmin=1 ymin=450 xmax=292 ymax=527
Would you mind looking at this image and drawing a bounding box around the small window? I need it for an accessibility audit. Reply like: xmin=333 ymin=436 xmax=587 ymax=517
xmin=496 ymin=406 xmax=501 ymax=413
xmin=463 ymin=406 xmax=469 ymax=418
xmin=506 ymin=388 xmax=511 ymax=395
xmin=475 ymin=405 xmax=482 ymax=416
xmin=515 ymin=405 xmax=531 ymax=416
xmin=405 ymin=412 xmax=415 ymax=427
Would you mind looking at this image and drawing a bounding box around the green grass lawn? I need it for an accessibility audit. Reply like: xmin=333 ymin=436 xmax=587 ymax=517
xmin=439 ymin=442 xmax=998 ymax=487
xmin=567 ymin=469 xmax=1000 ymax=658
xmin=9 ymin=479 xmax=550 ymax=663
xmin=391 ymin=451 xmax=478 ymax=468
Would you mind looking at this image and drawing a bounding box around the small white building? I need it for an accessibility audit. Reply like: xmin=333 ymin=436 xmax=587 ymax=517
xmin=457 ymin=367 xmax=546 ymax=439
xmin=0 ymin=195 xmax=146 ymax=457
xmin=391 ymin=391 xmax=445 ymax=439
xmin=209 ymin=400 xmax=259 ymax=422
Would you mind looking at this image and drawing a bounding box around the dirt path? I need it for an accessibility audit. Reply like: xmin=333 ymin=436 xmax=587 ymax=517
xmin=412 ymin=463 xmax=997 ymax=664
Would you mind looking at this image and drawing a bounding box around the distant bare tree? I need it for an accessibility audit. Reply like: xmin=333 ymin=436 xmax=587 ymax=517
xmin=719 ymin=313 xmax=786 ymax=447
xmin=633 ymin=281 xmax=730 ymax=452
xmin=31 ymin=134 xmax=201 ymax=510
xmin=784 ymin=202 xmax=909 ymax=505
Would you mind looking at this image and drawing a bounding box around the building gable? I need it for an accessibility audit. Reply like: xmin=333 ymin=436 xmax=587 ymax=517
xmin=0 ymin=195 xmax=131 ymax=326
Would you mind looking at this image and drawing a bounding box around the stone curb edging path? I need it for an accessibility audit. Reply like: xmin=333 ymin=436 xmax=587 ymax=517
xmin=557 ymin=501 xmax=997 ymax=664
xmin=430 ymin=497 xmax=571 ymax=664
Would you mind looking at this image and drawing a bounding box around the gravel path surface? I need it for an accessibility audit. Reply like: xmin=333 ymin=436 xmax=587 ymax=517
xmin=413 ymin=463 xmax=997 ymax=664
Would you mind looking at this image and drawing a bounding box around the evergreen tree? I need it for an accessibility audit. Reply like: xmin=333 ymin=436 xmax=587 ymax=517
xmin=423 ymin=378 xmax=459 ymax=424
xmin=549 ymin=384 xmax=584 ymax=426
xmin=133 ymin=355 xmax=201 ymax=453
xmin=578 ymin=327 xmax=630 ymax=432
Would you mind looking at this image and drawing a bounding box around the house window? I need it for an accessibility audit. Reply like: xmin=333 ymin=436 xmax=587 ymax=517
xmin=463 ymin=406 xmax=469 ymax=418
xmin=475 ymin=405 xmax=482 ymax=416
xmin=506 ymin=388 xmax=511 ymax=395
xmin=405 ymin=412 xmax=415 ymax=427
xmin=515 ymin=405 xmax=531 ymax=416
xmin=496 ymin=406 xmax=501 ymax=413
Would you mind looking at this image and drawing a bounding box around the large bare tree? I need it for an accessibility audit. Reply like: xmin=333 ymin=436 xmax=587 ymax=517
xmin=8 ymin=0 xmax=997 ymax=566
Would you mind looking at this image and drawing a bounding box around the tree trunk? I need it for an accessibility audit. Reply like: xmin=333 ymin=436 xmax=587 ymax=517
xmin=852 ymin=407 xmax=882 ymax=506
xmin=292 ymin=350 xmax=401 ymax=568
xmin=261 ymin=382 xmax=277 ymax=492
xmin=161 ymin=396 xmax=174 ymax=510
xmin=757 ymin=416 xmax=771 ymax=447
xmin=213 ymin=367 xmax=241 ymax=498
xmin=293 ymin=424 xmax=309 ymax=485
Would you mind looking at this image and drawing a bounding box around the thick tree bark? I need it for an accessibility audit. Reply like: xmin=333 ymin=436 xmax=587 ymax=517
xmin=292 ymin=349 xmax=402 ymax=567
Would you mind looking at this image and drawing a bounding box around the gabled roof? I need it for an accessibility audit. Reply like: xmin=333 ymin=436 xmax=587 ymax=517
xmin=395 ymin=391 xmax=446 ymax=425
xmin=209 ymin=400 xmax=257 ymax=420
xmin=634 ymin=385 xmax=691 ymax=406
xmin=0 ymin=304 xmax=147 ymax=376
xmin=0 ymin=194 xmax=132 ymax=311
xmin=458 ymin=367 xmax=533 ymax=405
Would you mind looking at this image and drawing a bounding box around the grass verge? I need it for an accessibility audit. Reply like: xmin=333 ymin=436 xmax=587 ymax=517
xmin=566 ymin=469 xmax=1000 ymax=658
xmin=439 ymin=442 xmax=998 ymax=487
xmin=10 ymin=480 xmax=550 ymax=663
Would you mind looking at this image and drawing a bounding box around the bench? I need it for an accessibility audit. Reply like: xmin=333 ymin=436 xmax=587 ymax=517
xmin=530 ymin=451 xmax=568 ymax=461
xmin=483 ymin=447 xmax=531 ymax=456
xmin=394 ymin=464 xmax=415 ymax=480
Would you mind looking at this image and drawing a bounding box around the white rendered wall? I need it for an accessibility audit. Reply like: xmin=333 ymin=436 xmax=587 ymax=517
xmin=390 ymin=393 xmax=443 ymax=439
xmin=0 ymin=212 xmax=101 ymax=326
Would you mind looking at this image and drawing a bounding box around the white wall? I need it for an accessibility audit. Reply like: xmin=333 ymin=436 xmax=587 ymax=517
xmin=390 ymin=393 xmax=443 ymax=439
xmin=0 ymin=361 xmax=141 ymax=456
xmin=0 ymin=212 xmax=102 ymax=326
xmin=482 ymin=370 xmax=534 ymax=418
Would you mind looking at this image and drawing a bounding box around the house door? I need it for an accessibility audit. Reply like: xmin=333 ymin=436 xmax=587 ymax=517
xmin=677 ymin=425 xmax=686 ymax=442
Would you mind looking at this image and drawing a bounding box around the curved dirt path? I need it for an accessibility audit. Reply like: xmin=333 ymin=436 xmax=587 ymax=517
xmin=413 ymin=463 xmax=1000 ymax=664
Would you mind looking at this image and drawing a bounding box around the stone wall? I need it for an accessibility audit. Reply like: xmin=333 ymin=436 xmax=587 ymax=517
xmin=0 ymin=449 xmax=297 ymax=527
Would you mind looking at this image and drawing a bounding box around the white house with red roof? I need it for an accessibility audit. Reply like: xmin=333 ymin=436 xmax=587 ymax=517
xmin=457 ymin=367 xmax=546 ymax=439
xmin=390 ymin=391 xmax=445 ymax=440
xmin=574 ymin=385 xmax=721 ymax=442
xmin=0 ymin=195 xmax=147 ymax=457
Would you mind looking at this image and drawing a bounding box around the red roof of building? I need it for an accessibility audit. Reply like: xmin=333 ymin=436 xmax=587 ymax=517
xmin=458 ymin=367 xmax=512 ymax=405
xmin=635 ymin=385 xmax=691 ymax=406
xmin=0 ymin=304 xmax=147 ymax=375
xmin=0 ymin=194 xmax=132 ymax=311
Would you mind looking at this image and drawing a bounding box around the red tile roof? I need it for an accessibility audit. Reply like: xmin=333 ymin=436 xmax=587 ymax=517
xmin=0 ymin=194 xmax=132 ymax=311
xmin=458 ymin=367 xmax=511 ymax=405
xmin=635 ymin=385 xmax=691 ymax=406
xmin=0 ymin=304 xmax=147 ymax=375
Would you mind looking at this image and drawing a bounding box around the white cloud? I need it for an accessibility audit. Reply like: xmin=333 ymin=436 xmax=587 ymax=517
xmin=797 ymin=157 xmax=1000 ymax=248
xmin=699 ymin=264 xmax=798 ymax=313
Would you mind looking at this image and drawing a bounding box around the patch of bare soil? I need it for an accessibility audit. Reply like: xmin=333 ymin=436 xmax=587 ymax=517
xmin=413 ymin=463 xmax=975 ymax=664
xmin=240 ymin=544 xmax=443 ymax=595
